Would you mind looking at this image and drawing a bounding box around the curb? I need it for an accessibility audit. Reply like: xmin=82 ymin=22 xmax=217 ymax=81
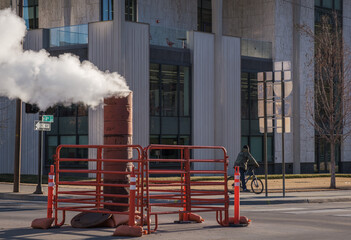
xmin=307 ymin=197 xmax=351 ymax=203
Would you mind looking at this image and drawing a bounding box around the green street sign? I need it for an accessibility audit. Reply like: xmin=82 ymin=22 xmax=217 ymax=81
xmin=42 ymin=115 xmax=54 ymax=123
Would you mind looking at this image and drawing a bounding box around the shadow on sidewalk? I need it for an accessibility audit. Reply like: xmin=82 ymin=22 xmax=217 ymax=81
xmin=0 ymin=227 xmax=116 ymax=240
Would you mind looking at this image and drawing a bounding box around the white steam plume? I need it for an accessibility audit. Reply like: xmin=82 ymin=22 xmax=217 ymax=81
xmin=0 ymin=9 xmax=130 ymax=110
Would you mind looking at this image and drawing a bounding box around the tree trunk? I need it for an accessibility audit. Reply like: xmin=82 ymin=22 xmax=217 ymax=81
xmin=330 ymin=142 xmax=336 ymax=189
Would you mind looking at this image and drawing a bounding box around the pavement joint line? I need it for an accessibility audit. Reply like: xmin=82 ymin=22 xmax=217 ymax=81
xmin=2 ymin=192 xmax=351 ymax=205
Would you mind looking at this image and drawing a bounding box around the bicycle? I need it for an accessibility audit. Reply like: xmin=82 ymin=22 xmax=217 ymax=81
xmin=227 ymin=167 xmax=264 ymax=194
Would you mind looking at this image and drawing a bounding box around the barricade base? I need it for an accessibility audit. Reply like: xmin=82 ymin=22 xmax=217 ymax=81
xmin=228 ymin=216 xmax=251 ymax=227
xmin=31 ymin=218 xmax=54 ymax=229
xmin=174 ymin=220 xmax=198 ymax=224
xmin=178 ymin=212 xmax=204 ymax=223
xmin=188 ymin=213 xmax=205 ymax=223
xmin=113 ymin=225 xmax=143 ymax=237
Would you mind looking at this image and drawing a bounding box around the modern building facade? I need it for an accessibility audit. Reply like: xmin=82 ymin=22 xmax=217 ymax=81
xmin=0 ymin=0 xmax=350 ymax=176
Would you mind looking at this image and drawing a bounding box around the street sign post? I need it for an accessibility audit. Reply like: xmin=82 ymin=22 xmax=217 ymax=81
xmin=34 ymin=120 xmax=51 ymax=131
xmin=258 ymin=61 xmax=293 ymax=198
xmin=42 ymin=115 xmax=54 ymax=123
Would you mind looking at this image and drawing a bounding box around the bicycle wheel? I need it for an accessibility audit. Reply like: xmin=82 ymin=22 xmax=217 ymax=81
xmin=250 ymin=178 xmax=264 ymax=194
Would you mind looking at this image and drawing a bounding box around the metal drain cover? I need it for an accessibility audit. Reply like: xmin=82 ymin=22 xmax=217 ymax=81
xmin=71 ymin=211 xmax=112 ymax=228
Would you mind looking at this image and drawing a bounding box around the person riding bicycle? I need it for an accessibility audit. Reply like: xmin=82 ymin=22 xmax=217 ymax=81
xmin=234 ymin=145 xmax=259 ymax=192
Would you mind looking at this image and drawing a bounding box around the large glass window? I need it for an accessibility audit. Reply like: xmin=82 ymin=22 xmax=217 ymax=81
xmin=150 ymin=63 xmax=191 ymax=161
xmin=315 ymin=0 xmax=342 ymax=10
xmin=198 ymin=0 xmax=212 ymax=33
xmin=45 ymin=104 xmax=88 ymax=173
xmin=101 ymin=0 xmax=137 ymax=21
xmin=23 ymin=0 xmax=38 ymax=29
xmin=241 ymin=72 xmax=274 ymax=164
xmin=101 ymin=0 xmax=113 ymax=21
xmin=125 ymin=0 xmax=137 ymax=22
xmin=315 ymin=0 xmax=342 ymax=24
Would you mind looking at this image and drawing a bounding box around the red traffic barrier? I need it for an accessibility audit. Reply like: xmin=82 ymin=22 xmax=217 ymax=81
xmin=230 ymin=166 xmax=250 ymax=227
xmin=47 ymin=165 xmax=55 ymax=219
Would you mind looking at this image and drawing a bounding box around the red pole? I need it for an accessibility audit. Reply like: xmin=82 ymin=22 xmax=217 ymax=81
xmin=184 ymin=148 xmax=190 ymax=221
xmin=129 ymin=169 xmax=136 ymax=226
xmin=234 ymin=166 xmax=240 ymax=224
xmin=47 ymin=165 xmax=55 ymax=218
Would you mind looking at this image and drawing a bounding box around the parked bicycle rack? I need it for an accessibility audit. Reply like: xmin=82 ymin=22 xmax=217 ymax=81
xmin=32 ymin=144 xmax=250 ymax=236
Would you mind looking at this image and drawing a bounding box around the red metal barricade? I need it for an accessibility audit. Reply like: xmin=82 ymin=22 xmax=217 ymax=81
xmin=52 ymin=144 xmax=144 ymax=227
xmin=143 ymin=144 xmax=230 ymax=233
xmin=43 ymin=144 xmax=248 ymax=235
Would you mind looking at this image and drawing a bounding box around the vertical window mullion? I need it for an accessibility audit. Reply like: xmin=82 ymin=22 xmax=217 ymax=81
xmin=109 ymin=0 xmax=111 ymax=20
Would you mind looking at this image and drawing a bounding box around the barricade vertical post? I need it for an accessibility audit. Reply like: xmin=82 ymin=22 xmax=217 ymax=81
xmin=181 ymin=149 xmax=186 ymax=220
xmin=96 ymin=147 xmax=102 ymax=209
xmin=234 ymin=166 xmax=240 ymax=224
xmin=184 ymin=147 xmax=191 ymax=221
xmin=224 ymin=155 xmax=229 ymax=225
xmin=54 ymin=152 xmax=60 ymax=226
xmin=47 ymin=165 xmax=55 ymax=218
xmin=129 ymin=168 xmax=136 ymax=226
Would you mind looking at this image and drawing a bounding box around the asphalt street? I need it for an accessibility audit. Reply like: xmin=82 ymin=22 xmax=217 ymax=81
xmin=1 ymin=199 xmax=351 ymax=240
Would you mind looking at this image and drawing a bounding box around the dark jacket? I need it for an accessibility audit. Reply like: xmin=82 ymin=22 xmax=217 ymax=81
xmin=234 ymin=149 xmax=259 ymax=171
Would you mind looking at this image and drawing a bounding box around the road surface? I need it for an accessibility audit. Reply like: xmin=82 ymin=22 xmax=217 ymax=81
xmin=0 ymin=199 xmax=350 ymax=239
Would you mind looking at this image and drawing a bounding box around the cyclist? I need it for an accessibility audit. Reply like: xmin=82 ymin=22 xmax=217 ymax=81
xmin=234 ymin=145 xmax=259 ymax=192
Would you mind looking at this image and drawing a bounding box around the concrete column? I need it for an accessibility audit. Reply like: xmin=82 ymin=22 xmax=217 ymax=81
xmin=292 ymin=0 xmax=301 ymax=174
xmin=341 ymin=0 xmax=351 ymax=172
xmin=291 ymin=0 xmax=315 ymax=173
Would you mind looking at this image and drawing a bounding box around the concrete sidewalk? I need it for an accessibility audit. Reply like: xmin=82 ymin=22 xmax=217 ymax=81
xmin=1 ymin=182 xmax=351 ymax=205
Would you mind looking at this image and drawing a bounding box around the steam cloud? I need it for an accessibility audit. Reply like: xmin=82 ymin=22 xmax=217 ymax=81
xmin=0 ymin=9 xmax=130 ymax=110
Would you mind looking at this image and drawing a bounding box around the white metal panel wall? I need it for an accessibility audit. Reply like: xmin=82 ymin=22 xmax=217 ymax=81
xmin=88 ymin=20 xmax=150 ymax=172
xmin=0 ymin=29 xmax=46 ymax=174
xmin=88 ymin=21 xmax=114 ymax=172
xmin=188 ymin=31 xmax=215 ymax=171
xmin=0 ymin=98 xmax=16 ymax=174
xmin=16 ymin=29 xmax=47 ymax=175
xmin=20 ymin=106 xmax=39 ymax=174
xmin=188 ymin=31 xmax=240 ymax=174
xmin=125 ymin=21 xmax=150 ymax=148
xmin=23 ymin=29 xmax=47 ymax=51
xmin=88 ymin=21 xmax=114 ymax=71
xmin=220 ymin=36 xmax=241 ymax=175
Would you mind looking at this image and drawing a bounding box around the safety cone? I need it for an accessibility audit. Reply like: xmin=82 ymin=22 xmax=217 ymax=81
xmin=229 ymin=167 xmax=250 ymax=227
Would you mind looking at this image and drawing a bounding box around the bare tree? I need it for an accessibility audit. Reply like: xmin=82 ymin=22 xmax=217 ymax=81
xmin=299 ymin=13 xmax=351 ymax=189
